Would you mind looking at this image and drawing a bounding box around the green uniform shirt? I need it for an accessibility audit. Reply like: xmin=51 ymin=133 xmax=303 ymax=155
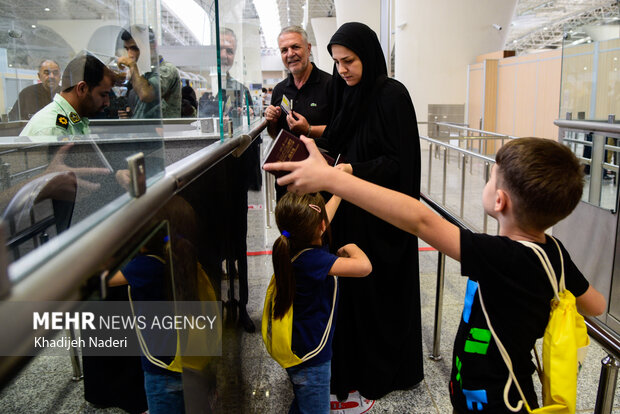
xmin=133 ymin=59 xmax=181 ymax=119
xmin=19 ymin=94 xmax=90 ymax=141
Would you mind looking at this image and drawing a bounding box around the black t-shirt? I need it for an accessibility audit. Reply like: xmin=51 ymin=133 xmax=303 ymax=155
xmin=450 ymin=229 xmax=589 ymax=413
xmin=270 ymin=62 xmax=331 ymax=135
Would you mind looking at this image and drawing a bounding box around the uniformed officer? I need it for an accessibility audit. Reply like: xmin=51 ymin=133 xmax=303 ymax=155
xmin=20 ymin=54 xmax=114 ymax=140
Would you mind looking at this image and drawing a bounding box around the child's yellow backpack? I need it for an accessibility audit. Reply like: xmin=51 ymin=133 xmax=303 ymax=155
xmin=478 ymin=237 xmax=589 ymax=413
xmin=261 ymin=249 xmax=338 ymax=368
xmin=128 ymin=261 xmax=220 ymax=373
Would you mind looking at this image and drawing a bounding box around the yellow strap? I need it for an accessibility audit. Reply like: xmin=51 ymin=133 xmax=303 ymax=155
xmin=476 ymin=237 xmax=566 ymax=412
xmin=285 ymin=248 xmax=337 ymax=362
xmin=128 ymin=285 xmax=182 ymax=372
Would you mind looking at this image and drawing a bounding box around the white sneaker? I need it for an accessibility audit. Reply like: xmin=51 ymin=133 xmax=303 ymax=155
xmin=330 ymin=390 xmax=375 ymax=414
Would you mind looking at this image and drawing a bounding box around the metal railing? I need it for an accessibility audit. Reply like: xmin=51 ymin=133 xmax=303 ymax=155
xmin=0 ymin=119 xmax=267 ymax=381
xmin=0 ymin=144 xmax=50 ymax=190
xmin=421 ymin=135 xmax=496 ymax=234
xmin=429 ymin=122 xmax=518 ymax=155
xmin=554 ymin=118 xmax=620 ymax=211
xmin=423 ymin=187 xmax=620 ymax=412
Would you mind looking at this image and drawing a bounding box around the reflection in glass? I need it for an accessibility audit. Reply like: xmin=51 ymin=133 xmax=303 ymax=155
xmin=560 ymin=15 xmax=619 ymax=211
xmin=0 ymin=0 xmax=166 ymax=265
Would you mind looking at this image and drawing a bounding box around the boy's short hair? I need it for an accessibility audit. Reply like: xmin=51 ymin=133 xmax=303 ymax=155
xmin=495 ymin=137 xmax=584 ymax=231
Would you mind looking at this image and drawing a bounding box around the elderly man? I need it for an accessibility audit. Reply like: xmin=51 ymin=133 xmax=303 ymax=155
xmin=265 ymin=26 xmax=331 ymax=140
xmin=9 ymin=59 xmax=62 ymax=121
xmin=20 ymin=54 xmax=114 ymax=138
xmin=199 ymin=27 xmax=253 ymax=125
xmin=265 ymin=26 xmax=332 ymax=200
xmin=118 ymin=27 xmax=181 ymax=118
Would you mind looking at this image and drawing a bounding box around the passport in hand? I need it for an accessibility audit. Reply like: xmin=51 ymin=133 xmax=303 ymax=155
xmin=263 ymin=129 xmax=335 ymax=178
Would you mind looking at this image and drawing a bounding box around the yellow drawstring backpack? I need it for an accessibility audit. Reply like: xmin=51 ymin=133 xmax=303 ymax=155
xmin=128 ymin=260 xmax=220 ymax=373
xmin=262 ymin=248 xmax=338 ymax=369
xmin=477 ymin=237 xmax=589 ymax=414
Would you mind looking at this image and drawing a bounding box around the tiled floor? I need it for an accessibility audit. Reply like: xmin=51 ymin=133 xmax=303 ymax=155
xmin=0 ymin=141 xmax=619 ymax=413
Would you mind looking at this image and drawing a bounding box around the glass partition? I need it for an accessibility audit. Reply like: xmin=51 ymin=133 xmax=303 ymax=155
xmin=214 ymin=0 xmax=263 ymax=136
xmin=0 ymin=1 xmax=266 ymax=412
xmin=0 ymin=0 xmax=168 ymax=265
xmin=560 ymin=16 xmax=620 ymax=211
xmin=0 ymin=0 xmax=270 ymax=267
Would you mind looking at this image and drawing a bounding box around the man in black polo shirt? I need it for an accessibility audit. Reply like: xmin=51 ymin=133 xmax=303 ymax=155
xmin=265 ymin=25 xmax=331 ymax=199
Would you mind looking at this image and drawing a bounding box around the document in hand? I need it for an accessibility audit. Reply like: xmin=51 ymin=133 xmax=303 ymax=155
xmin=263 ymin=129 xmax=334 ymax=178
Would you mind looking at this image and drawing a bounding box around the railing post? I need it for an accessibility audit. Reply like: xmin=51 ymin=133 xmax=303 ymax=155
xmin=427 ymin=143 xmax=433 ymax=194
xmin=593 ymin=354 xmax=619 ymax=413
xmin=589 ymin=134 xmax=605 ymax=205
xmin=265 ymin=172 xmax=274 ymax=229
xmin=483 ymin=162 xmax=490 ymax=234
xmin=67 ymin=329 xmax=83 ymax=381
xmin=429 ymin=251 xmax=446 ymax=361
xmin=442 ymin=147 xmax=447 ymax=205
xmin=460 ymin=154 xmax=467 ymax=218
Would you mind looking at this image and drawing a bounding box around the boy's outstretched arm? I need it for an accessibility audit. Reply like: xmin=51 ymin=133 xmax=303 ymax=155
xmin=264 ymin=137 xmax=462 ymax=261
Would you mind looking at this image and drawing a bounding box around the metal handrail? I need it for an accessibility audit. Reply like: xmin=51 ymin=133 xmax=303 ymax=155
xmin=434 ymin=122 xmax=520 ymax=139
xmin=421 ymin=135 xmax=495 ymax=233
xmin=0 ymin=119 xmax=267 ymax=380
xmin=422 ymin=188 xmax=620 ymax=413
xmin=554 ymin=119 xmax=620 ymax=137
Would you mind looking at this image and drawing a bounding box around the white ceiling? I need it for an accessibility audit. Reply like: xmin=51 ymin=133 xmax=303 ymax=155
xmin=0 ymin=0 xmax=617 ymax=69
xmin=263 ymin=0 xmax=618 ymax=54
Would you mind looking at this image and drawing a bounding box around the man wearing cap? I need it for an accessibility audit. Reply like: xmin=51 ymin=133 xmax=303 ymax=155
xmin=20 ymin=54 xmax=114 ymax=139
xmin=8 ymin=59 xmax=62 ymax=121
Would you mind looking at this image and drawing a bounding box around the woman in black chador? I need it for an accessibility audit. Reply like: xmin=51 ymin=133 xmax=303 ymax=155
xmin=323 ymin=22 xmax=423 ymax=401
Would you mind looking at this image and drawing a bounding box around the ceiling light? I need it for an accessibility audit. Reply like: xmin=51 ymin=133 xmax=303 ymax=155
xmin=31 ymin=25 xmax=36 ymax=28
xmin=44 ymin=7 xmax=50 ymax=11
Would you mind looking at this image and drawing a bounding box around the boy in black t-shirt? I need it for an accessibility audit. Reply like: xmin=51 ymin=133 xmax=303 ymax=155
xmin=264 ymin=137 xmax=606 ymax=413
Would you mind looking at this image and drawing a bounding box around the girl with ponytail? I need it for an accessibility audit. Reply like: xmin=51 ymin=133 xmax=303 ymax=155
xmin=271 ymin=191 xmax=371 ymax=413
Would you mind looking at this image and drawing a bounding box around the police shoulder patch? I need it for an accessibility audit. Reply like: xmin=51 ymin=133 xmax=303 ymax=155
xmin=56 ymin=114 xmax=69 ymax=129
xmin=69 ymin=112 xmax=80 ymax=123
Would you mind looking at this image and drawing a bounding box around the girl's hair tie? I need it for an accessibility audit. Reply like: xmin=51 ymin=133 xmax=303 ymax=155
xmin=308 ymin=204 xmax=321 ymax=213
xmin=281 ymin=230 xmax=291 ymax=238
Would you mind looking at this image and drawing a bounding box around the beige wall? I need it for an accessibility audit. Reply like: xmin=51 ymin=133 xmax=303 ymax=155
xmin=594 ymin=38 xmax=620 ymax=120
xmin=560 ymin=44 xmax=594 ymax=119
xmin=467 ymin=63 xmax=484 ymax=131
xmin=468 ymin=49 xmax=562 ymax=140
xmin=559 ymin=38 xmax=620 ymax=121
